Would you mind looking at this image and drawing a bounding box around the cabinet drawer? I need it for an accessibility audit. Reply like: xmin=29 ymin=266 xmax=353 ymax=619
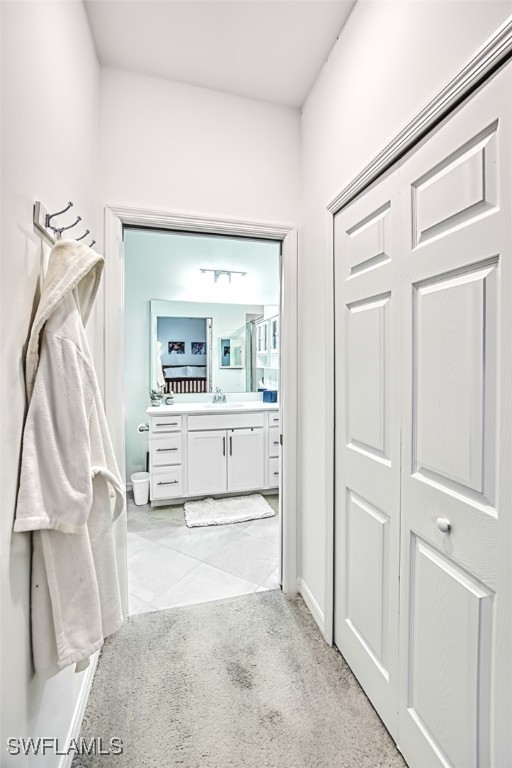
xmin=188 ymin=412 xmax=265 ymax=431
xmin=268 ymin=412 xmax=280 ymax=428
xmin=150 ymin=433 xmax=182 ymax=467
xmin=268 ymin=426 xmax=280 ymax=458
xmin=151 ymin=415 xmax=182 ymax=433
xmin=151 ymin=465 xmax=183 ymax=499
xmin=269 ymin=457 xmax=280 ymax=487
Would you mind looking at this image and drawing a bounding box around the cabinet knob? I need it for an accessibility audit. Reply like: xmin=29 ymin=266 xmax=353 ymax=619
xmin=436 ymin=517 xmax=452 ymax=533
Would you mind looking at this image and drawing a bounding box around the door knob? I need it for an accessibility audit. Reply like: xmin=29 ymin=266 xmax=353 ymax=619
xmin=436 ymin=517 xmax=452 ymax=533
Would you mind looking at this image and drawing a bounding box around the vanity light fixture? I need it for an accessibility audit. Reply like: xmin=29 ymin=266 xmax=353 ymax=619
xmin=199 ymin=268 xmax=247 ymax=283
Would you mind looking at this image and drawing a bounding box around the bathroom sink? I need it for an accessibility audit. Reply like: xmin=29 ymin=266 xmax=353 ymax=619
xmin=201 ymin=402 xmax=246 ymax=408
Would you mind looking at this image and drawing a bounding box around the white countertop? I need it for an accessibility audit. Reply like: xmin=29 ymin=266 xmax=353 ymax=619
xmin=146 ymin=401 xmax=278 ymax=416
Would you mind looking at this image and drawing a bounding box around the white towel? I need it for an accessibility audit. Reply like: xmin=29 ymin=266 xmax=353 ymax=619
xmin=155 ymin=340 xmax=165 ymax=389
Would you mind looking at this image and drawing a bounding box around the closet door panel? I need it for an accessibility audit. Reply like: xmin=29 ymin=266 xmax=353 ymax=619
xmin=345 ymin=491 xmax=390 ymax=674
xmin=345 ymin=200 xmax=392 ymax=277
xmin=408 ymin=537 xmax=493 ymax=768
xmin=414 ymin=263 xmax=496 ymax=499
xmin=412 ymin=121 xmax=498 ymax=247
xmin=398 ymin=63 xmax=512 ymax=768
xmin=347 ymin=293 xmax=390 ymax=459
xmin=334 ymin=173 xmax=401 ymax=739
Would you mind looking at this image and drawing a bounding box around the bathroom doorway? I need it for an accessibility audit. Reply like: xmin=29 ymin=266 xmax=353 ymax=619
xmin=102 ymin=211 xmax=297 ymax=616
xmin=124 ymin=228 xmax=281 ymax=613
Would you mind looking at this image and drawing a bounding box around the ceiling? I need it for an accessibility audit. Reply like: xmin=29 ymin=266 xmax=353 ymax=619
xmin=84 ymin=0 xmax=356 ymax=108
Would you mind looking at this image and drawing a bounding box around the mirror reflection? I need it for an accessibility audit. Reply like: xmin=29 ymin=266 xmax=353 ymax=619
xmin=157 ymin=314 xmax=212 ymax=393
xmin=220 ymin=336 xmax=243 ymax=368
xmin=151 ymin=300 xmax=279 ymax=394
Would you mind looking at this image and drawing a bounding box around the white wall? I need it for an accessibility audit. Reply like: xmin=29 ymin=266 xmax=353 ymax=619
xmin=299 ymin=0 xmax=512 ymax=622
xmin=99 ymin=67 xmax=300 ymax=224
xmin=0 ymin=2 xmax=100 ymax=765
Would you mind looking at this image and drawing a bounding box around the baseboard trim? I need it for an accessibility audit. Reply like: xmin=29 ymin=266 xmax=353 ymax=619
xmin=59 ymin=652 xmax=99 ymax=768
xmin=297 ymin=578 xmax=325 ymax=635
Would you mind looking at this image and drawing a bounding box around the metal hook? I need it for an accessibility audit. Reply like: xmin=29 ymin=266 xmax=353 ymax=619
xmin=45 ymin=201 xmax=73 ymax=228
xmin=76 ymin=229 xmax=90 ymax=242
xmin=89 ymin=240 xmax=96 ymax=248
xmin=50 ymin=216 xmax=82 ymax=240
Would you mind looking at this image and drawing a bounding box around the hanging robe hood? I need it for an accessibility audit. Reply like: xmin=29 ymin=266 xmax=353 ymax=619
xmin=25 ymin=239 xmax=103 ymax=401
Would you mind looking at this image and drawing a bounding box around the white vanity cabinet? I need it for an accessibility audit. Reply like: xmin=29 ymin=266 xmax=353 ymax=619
xmin=226 ymin=428 xmax=265 ymax=492
xmin=187 ymin=430 xmax=228 ymax=496
xmin=147 ymin=405 xmax=279 ymax=503
xmin=187 ymin=427 xmax=265 ymax=495
xmin=148 ymin=418 xmax=183 ymax=500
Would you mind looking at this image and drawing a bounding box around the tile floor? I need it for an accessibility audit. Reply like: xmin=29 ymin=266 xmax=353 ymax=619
xmin=127 ymin=494 xmax=280 ymax=615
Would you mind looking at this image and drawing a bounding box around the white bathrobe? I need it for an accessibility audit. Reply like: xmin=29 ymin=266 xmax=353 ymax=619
xmin=14 ymin=240 xmax=125 ymax=677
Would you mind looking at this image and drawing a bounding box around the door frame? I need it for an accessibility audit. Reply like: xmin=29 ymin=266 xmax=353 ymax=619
xmin=324 ymin=15 xmax=512 ymax=644
xmin=102 ymin=205 xmax=298 ymax=612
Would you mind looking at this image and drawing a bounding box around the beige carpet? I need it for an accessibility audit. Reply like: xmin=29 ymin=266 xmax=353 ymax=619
xmin=73 ymin=591 xmax=407 ymax=767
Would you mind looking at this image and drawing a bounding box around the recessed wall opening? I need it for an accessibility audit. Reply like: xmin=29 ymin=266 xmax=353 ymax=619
xmin=123 ymin=226 xmax=283 ymax=613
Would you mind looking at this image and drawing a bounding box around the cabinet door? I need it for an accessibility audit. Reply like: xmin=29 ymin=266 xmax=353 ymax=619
xmin=271 ymin=316 xmax=279 ymax=351
xmin=257 ymin=320 xmax=268 ymax=352
xmin=227 ymin=428 xmax=265 ymax=492
xmin=187 ymin=430 xmax=227 ymax=496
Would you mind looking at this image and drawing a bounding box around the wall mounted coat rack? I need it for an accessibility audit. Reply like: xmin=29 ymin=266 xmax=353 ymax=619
xmin=34 ymin=200 xmax=96 ymax=248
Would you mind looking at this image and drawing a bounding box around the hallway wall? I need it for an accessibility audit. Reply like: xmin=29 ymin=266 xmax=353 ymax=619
xmin=0 ymin=2 xmax=100 ymax=765
xmin=99 ymin=67 xmax=301 ymax=226
xmin=298 ymin=0 xmax=512 ymax=627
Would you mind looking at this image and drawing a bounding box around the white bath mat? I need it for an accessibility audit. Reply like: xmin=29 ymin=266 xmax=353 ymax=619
xmin=184 ymin=494 xmax=275 ymax=528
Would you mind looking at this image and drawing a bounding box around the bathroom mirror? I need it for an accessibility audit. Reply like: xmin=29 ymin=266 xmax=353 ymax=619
xmin=151 ymin=299 xmax=271 ymax=394
xmin=155 ymin=314 xmax=212 ymax=394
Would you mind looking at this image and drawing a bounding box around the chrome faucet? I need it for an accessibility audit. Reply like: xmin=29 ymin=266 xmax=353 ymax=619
xmin=212 ymin=387 xmax=227 ymax=404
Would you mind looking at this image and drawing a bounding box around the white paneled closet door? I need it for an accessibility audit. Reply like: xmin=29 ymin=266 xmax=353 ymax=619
xmin=333 ymin=171 xmax=402 ymax=738
xmin=334 ymin=61 xmax=512 ymax=768
xmin=397 ymin=64 xmax=512 ymax=768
